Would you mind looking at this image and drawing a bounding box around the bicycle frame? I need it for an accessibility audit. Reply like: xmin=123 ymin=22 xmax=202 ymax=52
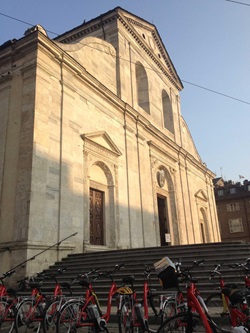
xmin=66 ymin=264 xmax=125 ymax=329
xmin=209 ymin=265 xmax=230 ymax=313
xmin=15 ymin=270 xmax=67 ymax=330
xmin=75 ymin=279 xmax=118 ymax=327
xmin=118 ymin=265 xmax=162 ymax=333
xmin=186 ymin=280 xmax=214 ymax=333
xmin=230 ymin=304 xmax=249 ymax=327
xmin=209 ymin=262 xmax=250 ymax=328
xmin=141 ymin=268 xmax=162 ymax=321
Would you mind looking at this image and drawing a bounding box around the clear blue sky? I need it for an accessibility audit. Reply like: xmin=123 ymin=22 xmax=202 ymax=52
xmin=1 ymin=0 xmax=249 ymax=183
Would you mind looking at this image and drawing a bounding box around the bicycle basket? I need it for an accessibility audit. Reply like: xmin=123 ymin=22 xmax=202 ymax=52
xmin=154 ymin=257 xmax=178 ymax=289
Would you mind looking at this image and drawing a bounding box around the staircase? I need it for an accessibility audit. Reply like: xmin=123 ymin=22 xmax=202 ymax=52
xmin=41 ymin=241 xmax=250 ymax=317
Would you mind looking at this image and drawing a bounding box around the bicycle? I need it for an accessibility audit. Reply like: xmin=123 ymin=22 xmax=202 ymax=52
xmin=158 ymin=261 xmax=187 ymax=322
xmin=56 ymin=263 xmax=127 ymax=333
xmin=205 ymin=263 xmax=239 ymax=332
xmin=205 ymin=261 xmax=250 ymax=333
xmin=229 ymin=259 xmax=250 ymax=289
xmin=0 ymin=270 xmax=36 ymax=333
xmin=156 ymin=259 xmax=217 ymax=333
xmin=0 ymin=270 xmax=20 ymax=333
xmin=118 ymin=264 xmax=182 ymax=333
xmin=42 ymin=268 xmax=76 ymax=333
xmin=14 ymin=267 xmax=69 ymax=333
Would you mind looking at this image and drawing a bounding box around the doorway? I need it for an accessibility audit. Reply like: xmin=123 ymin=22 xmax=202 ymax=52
xmin=157 ymin=195 xmax=170 ymax=246
xmin=89 ymin=188 xmax=104 ymax=245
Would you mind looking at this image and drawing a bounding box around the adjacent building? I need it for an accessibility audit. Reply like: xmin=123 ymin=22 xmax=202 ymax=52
xmin=0 ymin=7 xmax=220 ymax=276
xmin=214 ymin=178 xmax=250 ymax=242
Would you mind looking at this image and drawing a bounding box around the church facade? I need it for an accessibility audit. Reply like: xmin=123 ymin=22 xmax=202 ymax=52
xmin=0 ymin=7 xmax=220 ymax=276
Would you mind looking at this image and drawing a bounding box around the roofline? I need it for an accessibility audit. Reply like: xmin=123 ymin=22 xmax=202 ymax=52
xmin=54 ymin=6 xmax=183 ymax=90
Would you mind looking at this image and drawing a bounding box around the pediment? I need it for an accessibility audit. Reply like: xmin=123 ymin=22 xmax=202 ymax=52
xmin=195 ymin=189 xmax=208 ymax=202
xmin=81 ymin=131 xmax=122 ymax=156
xmin=55 ymin=7 xmax=183 ymax=91
xmin=118 ymin=9 xmax=183 ymax=90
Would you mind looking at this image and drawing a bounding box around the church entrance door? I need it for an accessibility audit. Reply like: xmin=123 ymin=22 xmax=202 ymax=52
xmin=157 ymin=195 xmax=170 ymax=246
xmin=90 ymin=188 xmax=104 ymax=245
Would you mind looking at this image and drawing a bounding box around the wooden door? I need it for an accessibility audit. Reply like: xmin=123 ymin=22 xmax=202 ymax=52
xmin=90 ymin=188 xmax=104 ymax=245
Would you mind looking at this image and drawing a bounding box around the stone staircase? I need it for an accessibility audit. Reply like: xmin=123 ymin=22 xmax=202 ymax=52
xmin=41 ymin=241 xmax=250 ymax=309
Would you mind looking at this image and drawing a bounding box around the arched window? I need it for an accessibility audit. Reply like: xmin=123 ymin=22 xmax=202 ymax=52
xmin=162 ymin=90 xmax=174 ymax=134
xmin=136 ymin=62 xmax=150 ymax=114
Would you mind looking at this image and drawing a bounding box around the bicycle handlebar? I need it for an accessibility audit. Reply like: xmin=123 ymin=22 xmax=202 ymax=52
xmin=98 ymin=263 xmax=125 ymax=281
xmin=229 ymin=260 xmax=250 ymax=273
xmin=171 ymin=259 xmax=204 ymax=284
xmin=209 ymin=263 xmax=223 ymax=279
xmin=182 ymin=259 xmax=204 ymax=273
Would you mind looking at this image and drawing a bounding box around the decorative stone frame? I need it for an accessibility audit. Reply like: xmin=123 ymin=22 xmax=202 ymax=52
xmin=80 ymin=132 xmax=121 ymax=249
xmin=195 ymin=189 xmax=210 ymax=243
xmin=148 ymin=141 xmax=179 ymax=245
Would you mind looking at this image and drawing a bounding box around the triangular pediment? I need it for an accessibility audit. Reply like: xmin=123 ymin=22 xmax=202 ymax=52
xmin=81 ymin=131 xmax=122 ymax=156
xmin=118 ymin=8 xmax=183 ymax=90
xmin=195 ymin=189 xmax=208 ymax=202
xmin=55 ymin=7 xmax=183 ymax=91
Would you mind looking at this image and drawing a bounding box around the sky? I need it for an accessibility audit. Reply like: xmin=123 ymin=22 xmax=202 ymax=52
xmin=0 ymin=0 xmax=249 ymax=183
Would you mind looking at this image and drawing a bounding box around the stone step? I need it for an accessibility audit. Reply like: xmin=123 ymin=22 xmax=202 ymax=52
xmin=39 ymin=242 xmax=250 ymax=319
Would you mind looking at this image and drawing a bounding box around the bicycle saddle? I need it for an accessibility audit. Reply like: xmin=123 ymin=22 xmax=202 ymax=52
xmin=6 ymin=287 xmax=22 ymax=297
xmin=27 ymin=281 xmax=43 ymax=289
xmin=79 ymin=278 xmax=91 ymax=288
xmin=122 ymin=275 xmax=135 ymax=284
xmin=224 ymin=283 xmax=238 ymax=289
xmin=222 ymin=287 xmax=250 ymax=305
xmin=60 ymin=282 xmax=71 ymax=289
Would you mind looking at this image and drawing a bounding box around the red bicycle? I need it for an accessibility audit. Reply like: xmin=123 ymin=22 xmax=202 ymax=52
xmin=56 ymin=263 xmax=127 ymax=333
xmin=205 ymin=261 xmax=250 ymax=332
xmin=157 ymin=260 xmax=217 ymax=333
xmin=14 ymin=267 xmax=69 ymax=333
xmin=118 ymin=265 xmax=173 ymax=333
xmin=0 ymin=270 xmax=40 ymax=333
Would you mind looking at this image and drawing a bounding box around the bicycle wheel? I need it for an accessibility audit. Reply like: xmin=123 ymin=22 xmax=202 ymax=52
xmin=118 ymin=299 xmax=133 ymax=333
xmin=43 ymin=299 xmax=62 ymax=333
xmin=161 ymin=301 xmax=177 ymax=323
xmin=0 ymin=299 xmax=15 ymax=333
xmin=56 ymin=300 xmax=86 ymax=333
xmin=14 ymin=299 xmax=43 ymax=333
xmin=205 ymin=293 xmax=230 ymax=333
xmin=157 ymin=311 xmax=217 ymax=333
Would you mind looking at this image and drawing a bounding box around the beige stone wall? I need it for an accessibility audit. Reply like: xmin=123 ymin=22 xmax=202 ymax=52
xmin=0 ymin=8 xmax=221 ymax=276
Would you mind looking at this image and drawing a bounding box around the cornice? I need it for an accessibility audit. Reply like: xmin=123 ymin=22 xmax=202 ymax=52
xmin=35 ymin=32 xmax=128 ymax=113
xmin=124 ymin=16 xmax=182 ymax=89
xmin=147 ymin=140 xmax=178 ymax=163
xmin=118 ymin=15 xmax=182 ymax=91
xmin=177 ymin=147 xmax=215 ymax=177
xmin=54 ymin=9 xmax=182 ymax=91
xmin=56 ymin=14 xmax=118 ymax=44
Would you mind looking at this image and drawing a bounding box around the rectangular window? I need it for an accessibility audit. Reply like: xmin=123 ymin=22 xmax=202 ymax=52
xmin=248 ymin=185 xmax=250 ymax=192
xmin=228 ymin=218 xmax=243 ymax=233
xmin=218 ymin=190 xmax=224 ymax=196
xmin=226 ymin=203 xmax=240 ymax=212
xmin=230 ymin=188 xmax=236 ymax=194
